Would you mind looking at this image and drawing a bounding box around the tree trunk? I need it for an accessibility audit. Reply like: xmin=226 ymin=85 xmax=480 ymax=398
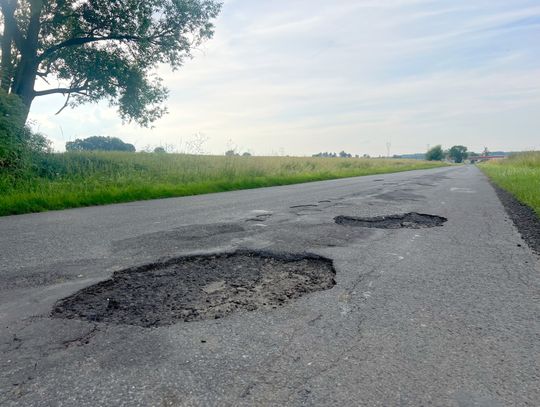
xmin=0 ymin=2 xmax=16 ymax=92
xmin=12 ymin=58 xmax=37 ymax=119
xmin=9 ymin=0 xmax=43 ymax=122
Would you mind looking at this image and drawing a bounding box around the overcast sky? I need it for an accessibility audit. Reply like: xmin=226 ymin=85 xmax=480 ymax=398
xmin=30 ymin=0 xmax=540 ymax=156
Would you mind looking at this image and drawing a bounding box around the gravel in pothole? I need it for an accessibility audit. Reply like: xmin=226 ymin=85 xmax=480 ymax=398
xmin=51 ymin=251 xmax=336 ymax=327
xmin=334 ymin=212 xmax=447 ymax=229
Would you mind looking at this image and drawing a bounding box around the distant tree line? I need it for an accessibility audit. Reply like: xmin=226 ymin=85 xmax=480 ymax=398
xmin=313 ymin=151 xmax=364 ymax=158
xmin=66 ymin=136 xmax=135 ymax=152
xmin=64 ymin=135 xmax=218 ymax=154
xmin=225 ymin=150 xmax=251 ymax=156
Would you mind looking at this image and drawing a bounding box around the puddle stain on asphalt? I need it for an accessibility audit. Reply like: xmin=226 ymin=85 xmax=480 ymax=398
xmin=372 ymin=190 xmax=426 ymax=202
xmin=111 ymin=223 xmax=248 ymax=257
xmin=450 ymin=187 xmax=476 ymax=193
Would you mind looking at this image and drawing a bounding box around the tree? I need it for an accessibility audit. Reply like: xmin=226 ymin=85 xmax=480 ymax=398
xmin=66 ymin=136 xmax=135 ymax=152
xmin=426 ymin=145 xmax=444 ymax=161
xmin=0 ymin=0 xmax=221 ymax=125
xmin=448 ymin=145 xmax=468 ymax=163
xmin=153 ymin=146 xmax=166 ymax=153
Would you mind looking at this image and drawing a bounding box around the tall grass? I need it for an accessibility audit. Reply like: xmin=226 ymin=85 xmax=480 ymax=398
xmin=480 ymin=151 xmax=540 ymax=216
xmin=0 ymin=152 xmax=447 ymax=216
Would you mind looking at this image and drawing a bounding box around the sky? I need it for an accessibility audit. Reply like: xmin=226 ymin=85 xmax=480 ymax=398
xmin=29 ymin=0 xmax=540 ymax=156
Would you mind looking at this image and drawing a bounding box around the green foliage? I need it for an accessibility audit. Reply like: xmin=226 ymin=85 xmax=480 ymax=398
xmin=154 ymin=146 xmax=167 ymax=154
xmin=0 ymin=90 xmax=26 ymax=170
xmin=0 ymin=153 xmax=448 ymax=215
xmin=0 ymin=90 xmax=50 ymax=178
xmin=66 ymin=136 xmax=135 ymax=152
xmin=426 ymin=145 xmax=444 ymax=161
xmin=480 ymin=152 xmax=540 ymax=216
xmin=1 ymin=0 xmax=222 ymax=125
xmin=448 ymin=145 xmax=468 ymax=163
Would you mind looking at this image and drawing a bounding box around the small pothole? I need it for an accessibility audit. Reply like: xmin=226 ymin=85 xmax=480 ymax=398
xmin=334 ymin=212 xmax=447 ymax=229
xmin=51 ymin=251 xmax=336 ymax=328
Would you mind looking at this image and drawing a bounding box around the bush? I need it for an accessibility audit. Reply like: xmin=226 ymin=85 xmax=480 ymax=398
xmin=1 ymin=90 xmax=27 ymax=170
xmin=0 ymin=90 xmax=50 ymax=176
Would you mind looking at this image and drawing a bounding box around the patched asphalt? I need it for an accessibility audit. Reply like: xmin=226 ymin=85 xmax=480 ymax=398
xmin=1 ymin=166 xmax=538 ymax=406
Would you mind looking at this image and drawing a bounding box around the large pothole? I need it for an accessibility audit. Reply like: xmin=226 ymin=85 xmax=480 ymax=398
xmin=334 ymin=212 xmax=447 ymax=229
xmin=51 ymin=251 xmax=336 ymax=327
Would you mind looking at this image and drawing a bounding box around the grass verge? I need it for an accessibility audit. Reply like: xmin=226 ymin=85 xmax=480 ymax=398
xmin=480 ymin=152 xmax=540 ymax=217
xmin=1 ymin=152 xmax=447 ymax=216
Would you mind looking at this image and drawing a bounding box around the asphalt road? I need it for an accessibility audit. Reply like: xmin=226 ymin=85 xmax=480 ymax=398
xmin=1 ymin=166 xmax=538 ymax=406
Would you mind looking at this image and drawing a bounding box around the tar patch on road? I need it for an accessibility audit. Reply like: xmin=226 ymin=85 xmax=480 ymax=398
xmin=334 ymin=212 xmax=447 ymax=229
xmin=51 ymin=251 xmax=336 ymax=328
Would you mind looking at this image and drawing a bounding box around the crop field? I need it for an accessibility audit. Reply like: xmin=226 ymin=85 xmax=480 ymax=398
xmin=0 ymin=152 xmax=447 ymax=216
xmin=480 ymin=152 xmax=540 ymax=216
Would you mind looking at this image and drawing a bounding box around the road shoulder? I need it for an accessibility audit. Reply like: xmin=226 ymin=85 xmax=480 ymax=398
xmin=490 ymin=180 xmax=540 ymax=254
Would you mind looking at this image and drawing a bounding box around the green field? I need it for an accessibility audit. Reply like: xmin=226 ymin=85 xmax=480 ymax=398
xmin=480 ymin=152 xmax=540 ymax=216
xmin=0 ymin=152 xmax=447 ymax=216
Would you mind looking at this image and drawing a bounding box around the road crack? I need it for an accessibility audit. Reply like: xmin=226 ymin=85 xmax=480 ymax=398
xmin=61 ymin=324 xmax=100 ymax=348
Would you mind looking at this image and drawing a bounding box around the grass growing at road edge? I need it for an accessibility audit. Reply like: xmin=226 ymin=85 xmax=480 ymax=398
xmin=0 ymin=152 xmax=448 ymax=216
xmin=480 ymin=152 xmax=540 ymax=216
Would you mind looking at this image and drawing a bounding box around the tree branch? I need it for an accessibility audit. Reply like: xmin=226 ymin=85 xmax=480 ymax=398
xmin=38 ymin=34 xmax=146 ymax=61
xmin=55 ymin=93 xmax=71 ymax=115
xmin=33 ymin=86 xmax=87 ymax=97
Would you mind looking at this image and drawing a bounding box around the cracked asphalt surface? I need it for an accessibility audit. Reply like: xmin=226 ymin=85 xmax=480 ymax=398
xmin=1 ymin=166 xmax=538 ymax=406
